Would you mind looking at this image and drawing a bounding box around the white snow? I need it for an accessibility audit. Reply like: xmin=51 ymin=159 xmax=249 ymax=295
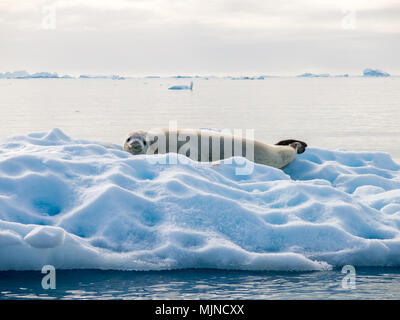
xmin=1 ymin=129 xmax=400 ymax=271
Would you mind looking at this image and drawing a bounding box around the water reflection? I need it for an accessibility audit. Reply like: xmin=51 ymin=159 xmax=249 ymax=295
xmin=1 ymin=268 xmax=400 ymax=300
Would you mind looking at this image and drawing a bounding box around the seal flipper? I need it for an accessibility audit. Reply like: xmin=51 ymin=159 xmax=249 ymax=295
xmin=275 ymin=139 xmax=307 ymax=154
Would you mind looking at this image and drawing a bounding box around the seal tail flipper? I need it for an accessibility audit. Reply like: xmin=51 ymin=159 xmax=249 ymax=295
xmin=275 ymin=139 xmax=307 ymax=154
xmin=275 ymin=139 xmax=307 ymax=147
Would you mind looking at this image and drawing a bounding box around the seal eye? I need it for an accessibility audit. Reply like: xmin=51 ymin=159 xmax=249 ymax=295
xmin=127 ymin=137 xmax=132 ymax=143
xmin=143 ymin=140 xmax=147 ymax=146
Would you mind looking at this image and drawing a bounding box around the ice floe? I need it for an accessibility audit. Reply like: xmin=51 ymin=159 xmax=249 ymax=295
xmin=1 ymin=129 xmax=400 ymax=271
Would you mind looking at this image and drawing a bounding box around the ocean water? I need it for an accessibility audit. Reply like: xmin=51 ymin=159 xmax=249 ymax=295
xmin=0 ymin=77 xmax=399 ymax=161
xmin=1 ymin=77 xmax=400 ymax=300
xmin=1 ymin=268 xmax=400 ymax=300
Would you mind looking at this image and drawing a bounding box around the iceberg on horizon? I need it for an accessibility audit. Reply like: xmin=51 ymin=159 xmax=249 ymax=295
xmin=79 ymin=74 xmax=125 ymax=80
xmin=257 ymin=75 xmax=278 ymax=79
xmin=29 ymin=72 xmax=59 ymax=78
xmin=170 ymin=75 xmax=193 ymax=79
xmin=0 ymin=70 xmax=30 ymax=79
xmin=168 ymin=81 xmax=193 ymax=90
xmin=297 ymin=73 xmax=330 ymax=78
xmin=1 ymin=129 xmax=400 ymax=271
xmin=229 ymin=75 xmax=277 ymax=80
xmin=0 ymin=70 xmax=72 ymax=79
xmin=363 ymin=68 xmax=390 ymax=77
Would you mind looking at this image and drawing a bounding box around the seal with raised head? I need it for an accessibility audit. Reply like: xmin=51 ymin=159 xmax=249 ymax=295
xmin=123 ymin=128 xmax=306 ymax=169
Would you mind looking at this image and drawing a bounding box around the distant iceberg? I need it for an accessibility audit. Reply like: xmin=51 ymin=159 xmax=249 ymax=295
xmin=79 ymin=74 xmax=125 ymax=80
xmin=0 ymin=70 xmax=30 ymax=79
xmin=231 ymin=76 xmax=252 ymax=80
xmin=202 ymin=75 xmax=217 ymax=80
xmin=297 ymin=73 xmax=352 ymax=78
xmin=29 ymin=72 xmax=59 ymax=78
xmin=256 ymin=75 xmax=278 ymax=79
xmin=297 ymin=73 xmax=330 ymax=78
xmin=0 ymin=70 xmax=127 ymax=80
xmin=230 ymin=76 xmax=273 ymax=80
xmin=171 ymin=75 xmax=193 ymax=79
xmin=0 ymin=70 xmax=73 ymax=79
xmin=2 ymin=129 xmax=400 ymax=271
xmin=168 ymin=81 xmax=193 ymax=90
xmin=363 ymin=68 xmax=390 ymax=77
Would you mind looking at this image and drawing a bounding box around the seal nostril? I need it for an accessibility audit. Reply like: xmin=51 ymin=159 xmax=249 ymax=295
xmin=132 ymin=141 xmax=142 ymax=151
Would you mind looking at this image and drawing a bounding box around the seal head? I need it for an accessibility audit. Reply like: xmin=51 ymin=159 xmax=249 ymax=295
xmin=124 ymin=131 xmax=148 ymax=154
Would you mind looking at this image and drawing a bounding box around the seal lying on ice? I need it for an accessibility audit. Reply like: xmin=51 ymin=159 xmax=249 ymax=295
xmin=124 ymin=129 xmax=307 ymax=169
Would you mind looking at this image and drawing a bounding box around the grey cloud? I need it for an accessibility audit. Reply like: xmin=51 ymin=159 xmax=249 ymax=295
xmin=0 ymin=0 xmax=399 ymax=75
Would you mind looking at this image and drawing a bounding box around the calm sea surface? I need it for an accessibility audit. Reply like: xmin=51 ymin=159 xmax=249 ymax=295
xmin=0 ymin=77 xmax=399 ymax=160
xmin=1 ymin=268 xmax=400 ymax=300
xmin=1 ymin=77 xmax=400 ymax=299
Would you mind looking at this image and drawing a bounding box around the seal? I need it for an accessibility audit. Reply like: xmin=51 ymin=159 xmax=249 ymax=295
xmin=123 ymin=129 xmax=307 ymax=169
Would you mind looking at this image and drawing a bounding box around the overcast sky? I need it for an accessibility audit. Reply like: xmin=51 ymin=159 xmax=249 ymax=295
xmin=1 ymin=0 xmax=399 ymax=76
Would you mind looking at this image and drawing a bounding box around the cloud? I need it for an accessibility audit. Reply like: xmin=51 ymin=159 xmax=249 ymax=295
xmin=2 ymin=0 xmax=400 ymax=32
xmin=0 ymin=0 xmax=399 ymax=75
